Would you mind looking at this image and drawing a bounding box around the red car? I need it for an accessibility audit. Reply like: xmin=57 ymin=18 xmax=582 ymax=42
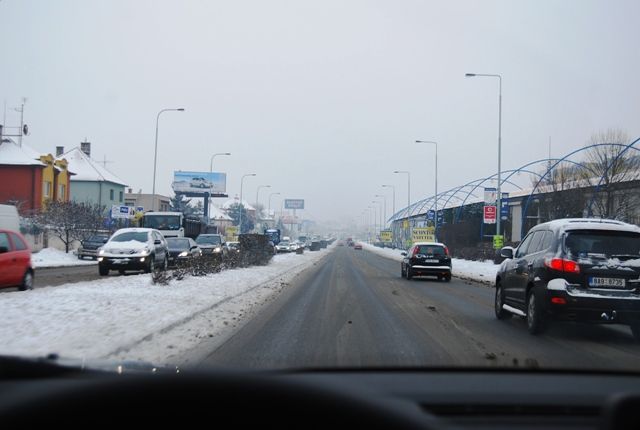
xmin=0 ymin=229 xmax=34 ymax=291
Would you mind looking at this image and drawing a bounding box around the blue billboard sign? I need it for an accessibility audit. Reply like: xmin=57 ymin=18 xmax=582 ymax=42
xmin=172 ymin=171 xmax=226 ymax=195
xmin=500 ymin=193 xmax=509 ymax=220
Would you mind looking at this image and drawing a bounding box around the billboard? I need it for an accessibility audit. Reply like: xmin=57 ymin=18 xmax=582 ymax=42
xmin=484 ymin=205 xmax=497 ymax=224
xmin=284 ymin=199 xmax=304 ymax=210
xmin=412 ymin=227 xmax=435 ymax=243
xmin=172 ymin=171 xmax=226 ymax=194
xmin=380 ymin=230 xmax=393 ymax=243
xmin=111 ymin=205 xmax=137 ymax=219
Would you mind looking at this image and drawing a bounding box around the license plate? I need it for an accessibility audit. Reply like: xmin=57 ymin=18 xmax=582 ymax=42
xmin=589 ymin=277 xmax=625 ymax=288
xmin=424 ymin=259 xmax=440 ymax=263
xmin=113 ymin=259 xmax=129 ymax=265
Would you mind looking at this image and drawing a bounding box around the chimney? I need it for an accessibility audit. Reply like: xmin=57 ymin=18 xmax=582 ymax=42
xmin=56 ymin=146 xmax=64 ymax=157
xmin=128 ymin=188 xmax=133 ymax=193
xmin=80 ymin=140 xmax=91 ymax=157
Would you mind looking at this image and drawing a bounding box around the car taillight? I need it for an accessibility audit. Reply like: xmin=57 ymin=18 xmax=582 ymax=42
xmin=444 ymin=246 xmax=450 ymax=256
xmin=545 ymin=258 xmax=580 ymax=274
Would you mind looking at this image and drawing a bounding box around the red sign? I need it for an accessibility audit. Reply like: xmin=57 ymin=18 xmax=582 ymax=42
xmin=484 ymin=205 xmax=497 ymax=224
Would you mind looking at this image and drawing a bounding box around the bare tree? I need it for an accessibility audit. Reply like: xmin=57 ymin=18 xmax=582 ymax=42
xmin=533 ymin=161 xmax=587 ymax=222
xmin=36 ymin=201 xmax=106 ymax=253
xmin=582 ymin=129 xmax=640 ymax=220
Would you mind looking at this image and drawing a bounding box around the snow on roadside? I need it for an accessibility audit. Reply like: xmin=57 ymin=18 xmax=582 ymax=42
xmin=32 ymin=247 xmax=97 ymax=268
xmin=360 ymin=243 xmax=499 ymax=285
xmin=0 ymin=248 xmax=332 ymax=366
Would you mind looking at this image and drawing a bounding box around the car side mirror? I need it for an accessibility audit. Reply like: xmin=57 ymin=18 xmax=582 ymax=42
xmin=401 ymin=251 xmax=407 ymax=256
xmin=500 ymin=247 xmax=514 ymax=259
xmin=154 ymin=240 xmax=162 ymax=245
xmin=0 ymin=246 xmax=8 ymax=253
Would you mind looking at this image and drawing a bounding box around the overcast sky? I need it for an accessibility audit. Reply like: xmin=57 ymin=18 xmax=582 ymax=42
xmin=1 ymin=0 xmax=639 ymax=223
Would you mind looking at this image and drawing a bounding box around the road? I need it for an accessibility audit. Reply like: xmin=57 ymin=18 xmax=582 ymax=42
xmin=199 ymin=245 xmax=640 ymax=370
xmin=33 ymin=264 xmax=129 ymax=288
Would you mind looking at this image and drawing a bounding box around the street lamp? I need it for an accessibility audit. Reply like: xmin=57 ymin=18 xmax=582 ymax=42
xmin=239 ymin=173 xmax=256 ymax=234
xmin=466 ymin=72 xmax=503 ymax=240
xmin=268 ymin=192 xmax=281 ymax=213
xmin=381 ymin=185 xmax=395 ymax=218
xmin=416 ymin=140 xmax=438 ymax=239
xmin=255 ymin=185 xmax=271 ymax=208
xmin=210 ymin=152 xmax=231 ymax=173
xmin=372 ymin=200 xmax=382 ymax=235
xmin=394 ymin=170 xmax=411 ymax=246
xmin=375 ymin=194 xmax=387 ymax=229
xmin=152 ymin=107 xmax=185 ymax=210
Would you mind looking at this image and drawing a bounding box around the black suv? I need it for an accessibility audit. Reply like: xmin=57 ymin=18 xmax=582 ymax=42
xmin=495 ymin=218 xmax=640 ymax=338
xmin=401 ymin=242 xmax=452 ymax=281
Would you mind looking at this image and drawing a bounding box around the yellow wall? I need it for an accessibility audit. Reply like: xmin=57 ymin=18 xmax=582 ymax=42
xmin=39 ymin=154 xmax=55 ymax=204
xmin=54 ymin=158 xmax=70 ymax=202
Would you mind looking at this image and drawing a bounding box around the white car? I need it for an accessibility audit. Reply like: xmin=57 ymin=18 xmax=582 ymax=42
xmin=97 ymin=228 xmax=169 ymax=276
xmin=190 ymin=177 xmax=212 ymax=189
xmin=276 ymin=241 xmax=293 ymax=253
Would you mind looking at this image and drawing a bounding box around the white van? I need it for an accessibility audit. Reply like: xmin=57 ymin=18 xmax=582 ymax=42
xmin=0 ymin=204 xmax=20 ymax=232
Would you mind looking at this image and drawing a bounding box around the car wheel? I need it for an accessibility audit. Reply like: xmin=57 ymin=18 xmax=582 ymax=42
xmin=145 ymin=256 xmax=155 ymax=274
xmin=630 ymin=324 xmax=640 ymax=342
xmin=18 ymin=271 xmax=34 ymax=291
xmin=444 ymin=274 xmax=451 ymax=283
xmin=494 ymin=282 xmax=511 ymax=320
xmin=99 ymin=265 xmax=109 ymax=276
xmin=163 ymin=256 xmax=168 ymax=271
xmin=406 ymin=267 xmax=413 ymax=280
xmin=400 ymin=265 xmax=405 ymax=278
xmin=526 ymin=290 xmax=546 ymax=334
xmin=77 ymin=254 xmax=83 ymax=260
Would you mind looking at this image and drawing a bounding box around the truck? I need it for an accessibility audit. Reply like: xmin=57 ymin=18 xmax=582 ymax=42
xmin=264 ymin=228 xmax=281 ymax=245
xmin=141 ymin=211 xmax=217 ymax=239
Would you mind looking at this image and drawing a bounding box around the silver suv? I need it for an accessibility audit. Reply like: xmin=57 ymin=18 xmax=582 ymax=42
xmin=98 ymin=228 xmax=169 ymax=275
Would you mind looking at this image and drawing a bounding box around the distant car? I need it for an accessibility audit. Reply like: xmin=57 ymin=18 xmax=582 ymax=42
xmin=166 ymin=237 xmax=201 ymax=266
xmin=195 ymin=234 xmax=226 ymax=259
xmin=190 ymin=177 xmax=212 ymax=189
xmin=354 ymin=243 xmax=363 ymax=250
xmin=77 ymin=234 xmax=110 ymax=260
xmin=0 ymin=229 xmax=33 ymax=291
xmin=98 ymin=228 xmax=169 ymax=276
xmin=495 ymin=218 xmax=640 ymax=338
xmin=225 ymin=241 xmax=241 ymax=254
xmin=401 ymin=242 xmax=452 ymax=282
xmin=276 ymin=241 xmax=294 ymax=253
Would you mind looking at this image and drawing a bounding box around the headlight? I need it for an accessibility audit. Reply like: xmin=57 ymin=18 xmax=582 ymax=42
xmin=214 ymin=247 xmax=222 ymax=253
xmin=140 ymin=248 xmax=150 ymax=256
xmin=178 ymin=251 xmax=188 ymax=257
xmin=98 ymin=249 xmax=105 ymax=255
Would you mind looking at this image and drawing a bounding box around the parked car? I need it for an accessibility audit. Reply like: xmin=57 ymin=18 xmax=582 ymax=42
xmin=0 ymin=204 xmax=20 ymax=231
xmin=0 ymin=229 xmax=33 ymax=291
xmin=495 ymin=218 xmax=640 ymax=338
xmin=401 ymin=242 xmax=451 ymax=281
xmin=276 ymin=240 xmax=294 ymax=253
xmin=98 ymin=228 xmax=169 ymax=276
xmin=166 ymin=237 xmax=201 ymax=266
xmin=354 ymin=243 xmax=363 ymax=250
xmin=195 ymin=234 xmax=226 ymax=259
xmin=77 ymin=234 xmax=110 ymax=260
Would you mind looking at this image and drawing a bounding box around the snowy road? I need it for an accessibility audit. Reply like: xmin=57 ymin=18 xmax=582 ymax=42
xmin=199 ymin=245 xmax=640 ymax=371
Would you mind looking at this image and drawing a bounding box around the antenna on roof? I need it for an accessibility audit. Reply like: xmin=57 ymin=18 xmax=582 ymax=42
xmin=100 ymin=154 xmax=114 ymax=168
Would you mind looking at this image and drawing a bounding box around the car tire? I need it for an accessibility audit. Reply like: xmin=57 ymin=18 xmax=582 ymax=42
xmin=630 ymin=324 xmax=640 ymax=342
xmin=406 ymin=267 xmax=413 ymax=280
xmin=526 ymin=289 xmax=546 ymax=334
xmin=494 ymin=282 xmax=511 ymax=320
xmin=400 ymin=265 xmax=405 ymax=278
xmin=444 ymin=274 xmax=451 ymax=283
xmin=145 ymin=256 xmax=155 ymax=274
xmin=18 ymin=270 xmax=34 ymax=291
xmin=163 ymin=256 xmax=168 ymax=271
xmin=99 ymin=265 xmax=109 ymax=276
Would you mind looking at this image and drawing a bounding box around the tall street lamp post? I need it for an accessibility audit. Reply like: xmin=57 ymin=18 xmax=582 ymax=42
xmin=394 ymin=170 xmax=411 ymax=246
xmin=375 ymin=194 xmax=387 ymax=229
xmin=152 ymin=107 xmax=184 ymax=210
xmin=416 ymin=140 xmax=438 ymax=240
xmin=239 ymin=173 xmax=256 ymax=234
xmin=268 ymin=192 xmax=280 ymax=213
xmin=466 ymin=72 xmax=503 ymax=240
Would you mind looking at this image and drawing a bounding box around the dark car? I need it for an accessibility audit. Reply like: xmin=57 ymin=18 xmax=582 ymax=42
xmin=77 ymin=234 xmax=109 ymax=260
xmin=195 ymin=234 xmax=226 ymax=259
xmin=0 ymin=229 xmax=33 ymax=291
xmin=166 ymin=237 xmax=201 ymax=266
xmin=495 ymin=218 xmax=640 ymax=338
xmin=401 ymin=242 xmax=452 ymax=281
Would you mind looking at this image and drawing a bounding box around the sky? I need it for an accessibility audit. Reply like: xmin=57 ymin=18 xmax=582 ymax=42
xmin=1 ymin=0 xmax=639 ymax=224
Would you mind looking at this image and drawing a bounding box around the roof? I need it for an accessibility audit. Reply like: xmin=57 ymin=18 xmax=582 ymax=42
xmin=209 ymin=205 xmax=233 ymax=221
xmin=221 ymin=198 xmax=255 ymax=211
xmin=59 ymin=147 xmax=127 ymax=186
xmin=532 ymin=218 xmax=640 ymax=234
xmin=412 ymin=242 xmax=447 ymax=247
xmin=0 ymin=138 xmax=46 ymax=166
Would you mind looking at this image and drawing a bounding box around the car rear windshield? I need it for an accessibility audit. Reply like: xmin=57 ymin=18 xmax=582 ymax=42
xmin=415 ymin=245 xmax=445 ymax=256
xmin=564 ymin=230 xmax=640 ymax=258
xmin=111 ymin=232 xmax=149 ymax=243
xmin=196 ymin=235 xmax=221 ymax=245
xmin=167 ymin=238 xmax=190 ymax=249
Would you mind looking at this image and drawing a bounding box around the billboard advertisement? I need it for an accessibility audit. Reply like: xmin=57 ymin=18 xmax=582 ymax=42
xmin=412 ymin=227 xmax=435 ymax=243
xmin=172 ymin=171 xmax=226 ymax=194
xmin=380 ymin=230 xmax=393 ymax=243
xmin=284 ymin=199 xmax=305 ymax=210
xmin=111 ymin=205 xmax=137 ymax=219
xmin=483 ymin=205 xmax=497 ymax=224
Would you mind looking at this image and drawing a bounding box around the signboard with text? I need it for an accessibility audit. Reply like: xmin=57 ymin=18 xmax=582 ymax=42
xmin=380 ymin=230 xmax=393 ymax=243
xmin=412 ymin=227 xmax=435 ymax=243
xmin=284 ymin=199 xmax=305 ymax=210
xmin=111 ymin=205 xmax=136 ymax=219
xmin=483 ymin=205 xmax=497 ymax=224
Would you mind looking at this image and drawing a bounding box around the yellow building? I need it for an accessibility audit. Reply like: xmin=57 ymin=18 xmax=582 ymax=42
xmin=38 ymin=154 xmax=72 ymax=204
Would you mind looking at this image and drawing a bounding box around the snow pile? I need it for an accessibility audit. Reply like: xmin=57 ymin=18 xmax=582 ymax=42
xmin=32 ymin=248 xmax=97 ymax=268
xmin=361 ymin=243 xmax=499 ymax=285
xmin=0 ymin=248 xmax=331 ymax=365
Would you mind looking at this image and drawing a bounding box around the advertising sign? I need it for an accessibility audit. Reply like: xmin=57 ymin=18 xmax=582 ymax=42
xmin=484 ymin=187 xmax=497 ymax=204
xmin=500 ymin=193 xmax=509 ymax=221
xmin=284 ymin=199 xmax=305 ymax=210
xmin=412 ymin=227 xmax=435 ymax=243
xmin=111 ymin=205 xmax=136 ymax=219
xmin=225 ymin=226 xmax=238 ymax=242
xmin=493 ymin=235 xmax=504 ymax=249
xmin=484 ymin=205 xmax=497 ymax=224
xmin=380 ymin=230 xmax=393 ymax=243
xmin=172 ymin=171 xmax=226 ymax=194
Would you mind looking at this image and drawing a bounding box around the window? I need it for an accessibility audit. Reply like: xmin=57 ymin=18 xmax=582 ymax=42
xmin=541 ymin=231 xmax=555 ymax=251
xmin=58 ymin=184 xmax=66 ymax=200
xmin=43 ymin=181 xmax=51 ymax=198
xmin=110 ymin=189 xmax=114 ymax=200
xmin=119 ymin=191 xmax=123 ymax=202
xmin=526 ymin=231 xmax=546 ymax=255
xmin=9 ymin=233 xmax=27 ymax=251
xmin=515 ymin=233 xmax=536 ymax=258
xmin=0 ymin=233 xmax=10 ymax=251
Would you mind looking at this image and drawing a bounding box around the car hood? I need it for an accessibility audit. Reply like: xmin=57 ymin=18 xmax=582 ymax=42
xmin=104 ymin=240 xmax=149 ymax=251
